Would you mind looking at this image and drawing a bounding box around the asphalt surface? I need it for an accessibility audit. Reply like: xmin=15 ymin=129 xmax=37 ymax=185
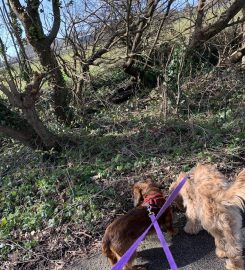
xmin=66 ymin=213 xmax=245 ymax=270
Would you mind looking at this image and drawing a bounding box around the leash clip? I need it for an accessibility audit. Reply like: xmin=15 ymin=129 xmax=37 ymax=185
xmin=146 ymin=204 xmax=154 ymax=216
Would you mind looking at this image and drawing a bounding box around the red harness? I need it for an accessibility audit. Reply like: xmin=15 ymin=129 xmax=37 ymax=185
xmin=142 ymin=192 xmax=164 ymax=208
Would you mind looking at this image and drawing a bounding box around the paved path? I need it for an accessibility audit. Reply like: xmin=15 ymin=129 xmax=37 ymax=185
xmin=67 ymin=214 xmax=245 ymax=270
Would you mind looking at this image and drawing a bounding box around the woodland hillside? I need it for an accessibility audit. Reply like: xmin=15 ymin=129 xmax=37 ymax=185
xmin=0 ymin=0 xmax=244 ymax=269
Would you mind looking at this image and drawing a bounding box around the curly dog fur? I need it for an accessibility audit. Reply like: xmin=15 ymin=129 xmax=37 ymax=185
xmin=171 ymin=163 xmax=245 ymax=270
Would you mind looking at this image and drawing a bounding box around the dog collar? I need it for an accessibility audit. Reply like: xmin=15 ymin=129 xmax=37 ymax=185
xmin=142 ymin=193 xmax=164 ymax=209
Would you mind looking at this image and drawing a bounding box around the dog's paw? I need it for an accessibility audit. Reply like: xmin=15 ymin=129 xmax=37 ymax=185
xmin=226 ymin=258 xmax=244 ymax=270
xmin=216 ymin=248 xmax=227 ymax=258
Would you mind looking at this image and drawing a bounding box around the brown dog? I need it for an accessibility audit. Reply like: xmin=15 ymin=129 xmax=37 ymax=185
xmin=171 ymin=164 xmax=245 ymax=270
xmin=102 ymin=180 xmax=175 ymax=270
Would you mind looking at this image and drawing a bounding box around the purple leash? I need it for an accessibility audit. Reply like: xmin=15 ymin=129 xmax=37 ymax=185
xmin=111 ymin=175 xmax=189 ymax=270
xmin=149 ymin=213 xmax=178 ymax=270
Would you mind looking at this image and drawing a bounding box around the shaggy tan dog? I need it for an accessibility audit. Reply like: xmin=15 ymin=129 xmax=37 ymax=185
xmin=171 ymin=164 xmax=245 ymax=270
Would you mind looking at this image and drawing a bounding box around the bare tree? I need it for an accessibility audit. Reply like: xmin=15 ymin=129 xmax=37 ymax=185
xmin=8 ymin=0 xmax=73 ymax=124
xmin=0 ymin=34 xmax=61 ymax=151
xmin=0 ymin=72 xmax=61 ymax=151
xmin=61 ymin=0 xmax=175 ymax=104
xmin=189 ymin=0 xmax=245 ymax=51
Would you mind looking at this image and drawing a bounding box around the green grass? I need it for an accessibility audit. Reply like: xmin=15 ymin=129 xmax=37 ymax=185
xmin=1 ymin=96 xmax=244 ymax=235
xmin=0 ymin=80 xmax=244 ymax=267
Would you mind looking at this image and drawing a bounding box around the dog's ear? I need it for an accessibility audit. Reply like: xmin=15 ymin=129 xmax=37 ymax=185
xmin=132 ymin=182 xmax=144 ymax=207
xmin=133 ymin=187 xmax=143 ymax=207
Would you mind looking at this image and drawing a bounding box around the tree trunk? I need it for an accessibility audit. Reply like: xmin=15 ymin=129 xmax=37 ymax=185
xmin=108 ymin=80 xmax=137 ymax=104
xmin=0 ymin=73 xmax=62 ymax=152
xmin=36 ymin=47 xmax=72 ymax=124
xmin=242 ymin=8 xmax=245 ymax=66
xmin=75 ymin=64 xmax=90 ymax=105
xmin=22 ymin=106 xmax=61 ymax=151
xmin=0 ymin=102 xmax=46 ymax=150
xmin=0 ymin=126 xmax=43 ymax=149
xmin=8 ymin=0 xmax=73 ymax=124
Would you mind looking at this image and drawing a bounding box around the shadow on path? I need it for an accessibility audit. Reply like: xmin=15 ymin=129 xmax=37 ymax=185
xmin=137 ymin=230 xmax=215 ymax=269
xmin=66 ymin=214 xmax=245 ymax=270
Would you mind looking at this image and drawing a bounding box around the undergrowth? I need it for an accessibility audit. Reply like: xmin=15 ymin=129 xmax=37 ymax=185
xmin=0 ymin=67 xmax=244 ymax=269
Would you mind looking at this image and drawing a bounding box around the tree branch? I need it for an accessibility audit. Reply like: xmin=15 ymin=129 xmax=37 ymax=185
xmin=190 ymin=0 xmax=245 ymax=49
xmin=0 ymin=83 xmax=12 ymax=100
xmin=195 ymin=0 xmax=206 ymax=32
xmin=25 ymin=72 xmax=45 ymax=95
xmin=47 ymin=0 xmax=61 ymax=44
xmin=8 ymin=0 xmax=25 ymax=20
xmin=7 ymin=79 xmax=19 ymax=96
xmin=229 ymin=46 xmax=245 ymax=64
xmin=143 ymin=0 xmax=174 ymax=70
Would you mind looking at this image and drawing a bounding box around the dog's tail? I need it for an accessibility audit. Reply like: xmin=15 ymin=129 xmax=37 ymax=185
xmin=219 ymin=169 xmax=245 ymax=210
